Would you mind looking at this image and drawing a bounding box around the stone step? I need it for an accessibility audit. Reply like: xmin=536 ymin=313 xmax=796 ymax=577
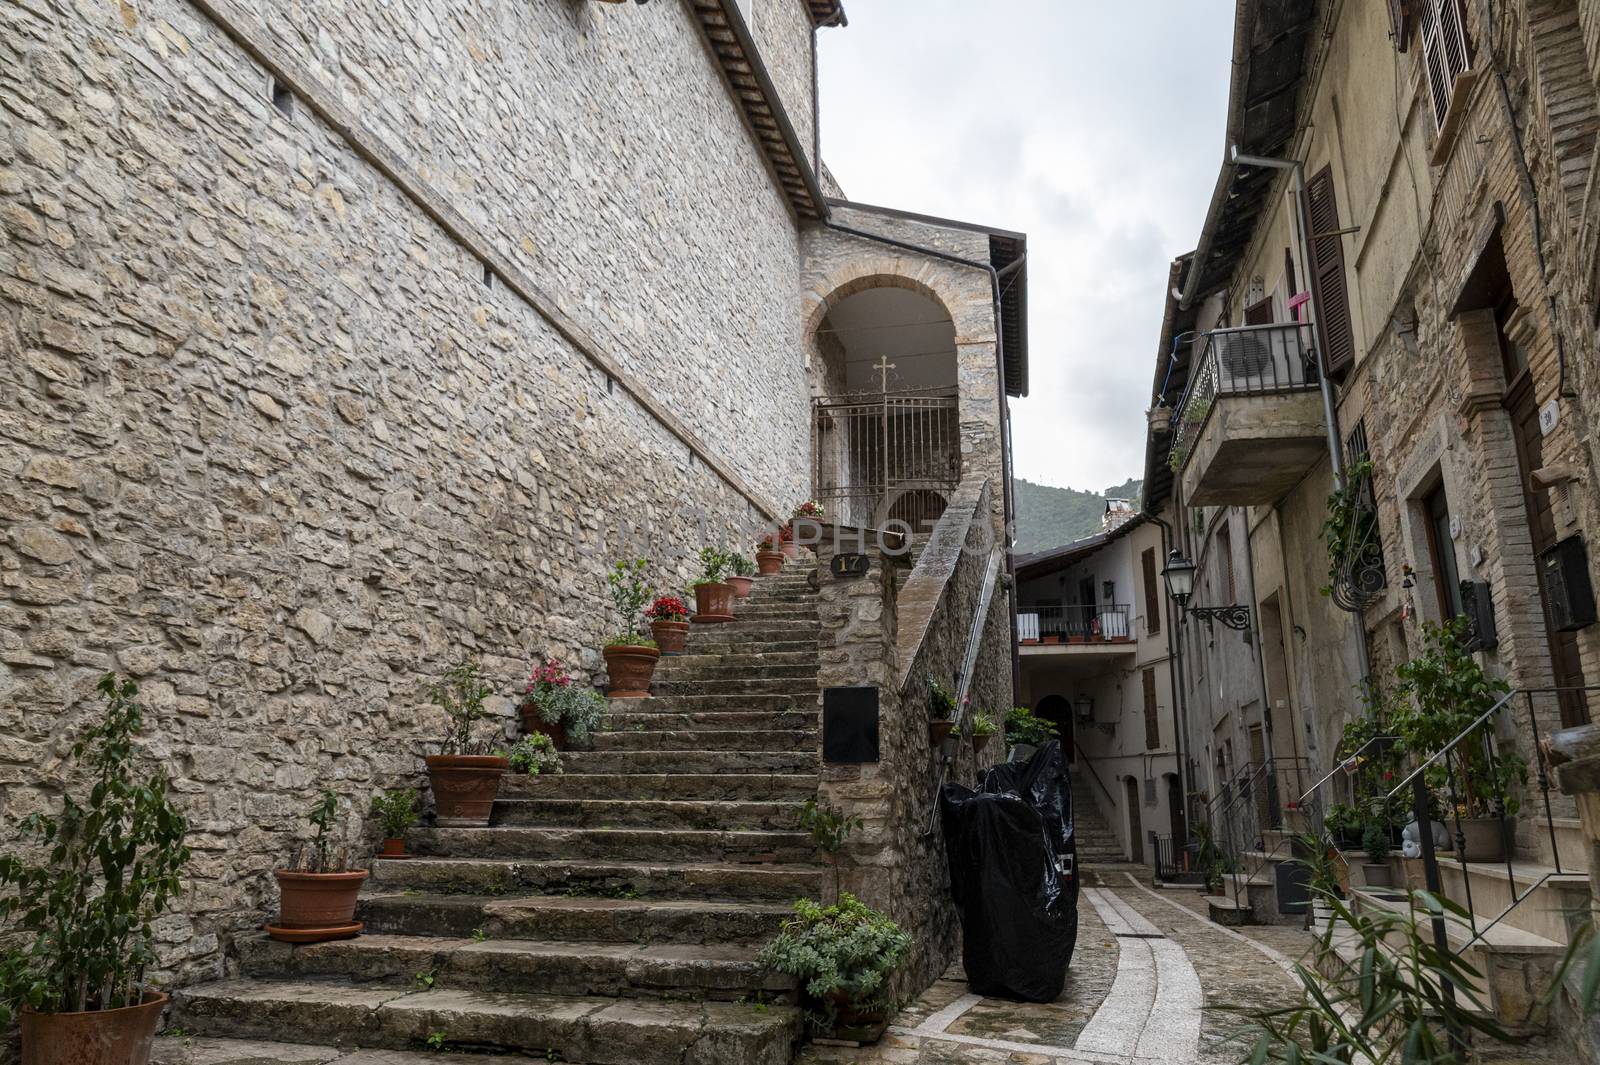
xmin=561 ymin=750 xmax=817 ymax=775
xmin=615 ymin=694 xmax=815 ymax=714
xmin=359 ymin=892 xmax=791 ymax=944
xmin=409 ymin=826 xmax=815 ymax=864
xmin=493 ymin=797 xmax=805 ymax=831
xmin=370 ymin=856 xmax=827 ymax=900
xmin=589 ymin=728 xmax=816 ymax=752
xmin=170 ymin=979 xmax=799 ymax=1064
xmin=724 ymin=607 xmax=819 ymax=622
xmin=605 ymin=710 xmax=817 ymax=732
xmin=503 ymin=772 xmax=818 ymax=801
xmin=654 ymin=662 xmax=818 ymax=682
xmin=655 ymin=678 xmax=819 ymax=697
xmin=673 ymin=639 xmax=819 ymax=656
xmin=684 ymin=620 xmax=820 ymax=642
xmin=655 ymin=651 xmax=818 ymax=670
xmin=237 ymin=933 xmax=799 ymax=1003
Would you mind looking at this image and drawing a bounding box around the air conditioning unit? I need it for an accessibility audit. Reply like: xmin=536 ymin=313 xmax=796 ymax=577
xmin=1212 ymin=331 xmax=1274 ymax=390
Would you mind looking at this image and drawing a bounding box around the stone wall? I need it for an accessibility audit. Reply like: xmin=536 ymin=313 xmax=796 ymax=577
xmin=0 ymin=0 xmax=814 ymax=987
xmin=813 ymin=478 xmax=1012 ymax=1003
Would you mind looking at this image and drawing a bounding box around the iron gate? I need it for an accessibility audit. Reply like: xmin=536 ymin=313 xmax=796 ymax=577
xmin=811 ymin=389 xmax=960 ymax=532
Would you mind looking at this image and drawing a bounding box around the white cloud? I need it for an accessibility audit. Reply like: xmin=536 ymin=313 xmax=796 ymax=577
xmin=817 ymin=0 xmax=1234 ymax=492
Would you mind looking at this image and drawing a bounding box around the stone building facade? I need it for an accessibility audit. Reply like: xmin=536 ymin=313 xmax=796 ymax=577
xmin=0 ymin=0 xmax=1026 ymax=1011
xmin=1142 ymin=0 xmax=1600 ymax=1037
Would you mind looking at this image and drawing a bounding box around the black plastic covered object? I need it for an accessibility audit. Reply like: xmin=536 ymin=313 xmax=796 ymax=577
xmin=939 ymin=740 xmax=1078 ymax=1002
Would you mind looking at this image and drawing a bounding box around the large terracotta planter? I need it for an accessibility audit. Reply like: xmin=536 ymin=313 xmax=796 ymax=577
xmin=519 ymin=708 xmax=568 ymax=750
xmin=270 ymin=869 xmax=369 ymax=942
xmin=822 ymin=991 xmax=889 ymax=1045
xmin=604 ymin=643 xmax=661 ymax=698
xmin=727 ymin=575 xmax=754 ymax=599
xmin=756 ymin=550 xmax=784 ymax=575
xmin=21 ymin=990 xmax=167 ymax=1065
xmin=693 ymin=582 xmax=736 ymax=623
xmin=425 ymin=753 xmax=508 ymax=827
xmin=380 ymin=837 xmax=407 ymax=858
xmin=651 ymin=619 xmax=689 ymax=655
xmin=781 ymin=539 xmax=799 ymax=560
xmin=1456 ymin=816 xmax=1513 ymax=862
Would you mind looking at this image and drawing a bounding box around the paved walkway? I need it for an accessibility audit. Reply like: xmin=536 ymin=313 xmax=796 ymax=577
xmin=800 ymin=869 xmax=1562 ymax=1065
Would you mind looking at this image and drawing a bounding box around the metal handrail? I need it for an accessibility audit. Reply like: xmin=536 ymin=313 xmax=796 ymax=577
xmin=922 ymin=547 xmax=1004 ymax=836
xmin=1297 ymin=734 xmax=1400 ymax=808
xmin=1168 ymin=322 xmax=1319 ymax=465
xmin=1071 ymin=739 xmax=1120 ymax=814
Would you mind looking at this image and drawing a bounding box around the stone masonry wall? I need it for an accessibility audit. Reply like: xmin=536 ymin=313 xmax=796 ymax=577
xmin=814 ymin=478 xmax=1012 ymax=1004
xmin=0 ymin=0 xmax=812 ymax=987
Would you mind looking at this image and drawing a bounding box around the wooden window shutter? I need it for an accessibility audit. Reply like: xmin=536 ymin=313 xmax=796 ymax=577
xmin=1418 ymin=0 xmax=1471 ymax=130
xmin=1141 ymin=547 xmax=1161 ymax=635
xmin=1143 ymin=669 xmax=1161 ymax=750
xmin=1304 ymin=165 xmax=1356 ymax=377
xmin=1388 ymin=0 xmax=1413 ymax=52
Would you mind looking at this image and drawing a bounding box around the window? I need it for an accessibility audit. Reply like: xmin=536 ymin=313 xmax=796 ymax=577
xmin=1305 ymin=165 xmax=1355 ymax=377
xmin=1340 ymin=420 xmax=1387 ymax=598
xmin=1424 ymin=482 xmax=1464 ymax=619
xmin=1216 ymin=524 xmax=1235 ymax=604
xmin=1419 ymin=0 xmax=1472 ymax=132
xmin=1143 ymin=668 xmax=1161 ymax=751
xmin=1245 ymin=296 xmax=1275 ymax=325
xmin=1141 ymin=547 xmax=1161 ymax=635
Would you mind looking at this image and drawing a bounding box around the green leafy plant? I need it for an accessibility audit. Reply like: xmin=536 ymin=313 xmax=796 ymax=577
xmin=1230 ymin=888 xmax=1518 ymax=1061
xmin=471 ymin=927 xmax=487 ymax=943
xmin=518 ymin=659 xmax=608 ymax=746
xmin=370 ymin=788 xmax=419 ymax=839
xmin=507 ymin=733 xmax=562 ymax=776
xmin=0 ymin=674 xmax=191 ymax=1022
xmin=690 ymin=546 xmax=730 ymax=587
xmin=1319 ymin=458 xmax=1383 ymax=597
xmin=729 ymin=552 xmax=756 ymax=577
xmin=1004 ymin=705 xmax=1053 ymax=747
xmin=971 ymin=710 xmax=999 ymax=737
xmin=414 ymin=968 xmax=437 ymax=990
xmin=798 ymin=798 xmax=863 ymax=900
xmin=758 ymin=894 xmax=910 ymax=1031
xmin=1324 ymin=802 xmax=1360 ymax=844
xmin=927 ymin=676 xmax=956 ymax=722
xmin=605 ymin=559 xmax=655 ymax=646
xmin=286 ymin=789 xmax=354 ymax=873
xmin=425 ymin=1030 xmax=448 ymax=1051
xmin=1360 ymin=819 xmax=1391 ymax=864
xmin=430 ymin=659 xmax=499 ymax=756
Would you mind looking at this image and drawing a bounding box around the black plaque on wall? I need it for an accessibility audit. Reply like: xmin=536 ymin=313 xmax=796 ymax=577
xmin=822 ymin=687 xmax=880 ymax=763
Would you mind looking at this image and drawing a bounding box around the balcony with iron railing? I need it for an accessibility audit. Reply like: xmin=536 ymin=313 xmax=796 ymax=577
xmin=1017 ymin=603 xmax=1134 ymax=654
xmin=1167 ymin=323 xmax=1327 ymax=506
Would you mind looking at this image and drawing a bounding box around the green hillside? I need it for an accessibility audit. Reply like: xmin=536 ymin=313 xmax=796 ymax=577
xmin=1013 ymin=477 xmax=1143 ymax=555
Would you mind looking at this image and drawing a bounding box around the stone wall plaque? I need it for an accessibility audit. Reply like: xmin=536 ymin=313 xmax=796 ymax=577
xmin=822 ymin=686 xmax=880 ymax=763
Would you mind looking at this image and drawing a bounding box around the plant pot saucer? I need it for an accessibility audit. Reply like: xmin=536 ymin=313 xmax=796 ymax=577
xmin=375 ymin=853 xmax=410 ymax=860
xmin=265 ymin=921 xmax=362 ymax=944
xmin=690 ymin=614 xmax=735 ymax=624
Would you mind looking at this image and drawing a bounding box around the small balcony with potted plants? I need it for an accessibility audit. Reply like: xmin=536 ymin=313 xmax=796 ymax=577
xmin=1017 ymin=603 xmax=1135 ymax=661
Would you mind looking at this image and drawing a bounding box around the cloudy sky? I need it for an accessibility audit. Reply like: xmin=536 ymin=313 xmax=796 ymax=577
xmin=817 ymin=1 xmax=1235 ymax=493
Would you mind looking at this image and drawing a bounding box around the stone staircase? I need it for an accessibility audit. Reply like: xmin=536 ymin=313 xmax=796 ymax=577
xmin=1070 ymin=771 xmax=1126 ymax=865
xmin=161 ymin=564 xmax=824 ymax=1065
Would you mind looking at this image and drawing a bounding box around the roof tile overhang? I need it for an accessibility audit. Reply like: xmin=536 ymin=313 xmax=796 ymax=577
xmin=1183 ymin=0 xmax=1319 ymax=304
xmin=1143 ymin=254 xmax=1198 ymax=515
xmin=688 ymin=1 xmax=830 ymax=221
xmin=1015 ymin=515 xmax=1148 ymax=579
xmin=807 ymin=1 xmax=846 ymax=27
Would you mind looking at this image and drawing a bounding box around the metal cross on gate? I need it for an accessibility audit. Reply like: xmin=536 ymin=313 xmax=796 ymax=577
xmin=871 ymin=355 xmax=896 ymax=392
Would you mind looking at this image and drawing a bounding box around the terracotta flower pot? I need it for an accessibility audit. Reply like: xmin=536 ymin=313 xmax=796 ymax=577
xmin=1456 ymin=816 xmax=1513 ymax=862
xmin=604 ymin=643 xmax=661 ymax=698
xmin=972 ymin=734 xmax=991 ymax=755
xmin=651 ymin=619 xmax=689 ymax=654
xmin=519 ymin=708 xmax=567 ymax=750
xmin=929 ymin=719 xmax=954 ymax=745
xmin=381 ymin=838 xmax=407 ymax=858
xmin=822 ymin=991 xmax=889 ymax=1044
xmin=692 ymin=582 xmax=736 ymax=623
xmin=21 ymin=990 xmax=168 ymax=1065
xmin=727 ymin=575 xmax=754 ymax=598
xmin=425 ymin=754 xmax=508 ymax=827
xmin=756 ymin=550 xmax=784 ymax=575
xmin=781 ymin=540 xmax=799 ymax=559
xmin=271 ymin=869 xmax=369 ymax=941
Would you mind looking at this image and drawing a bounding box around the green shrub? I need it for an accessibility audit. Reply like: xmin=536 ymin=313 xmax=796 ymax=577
xmin=430 ymin=659 xmax=498 ymax=755
xmin=758 ymin=894 xmax=910 ymax=1027
xmin=508 ymin=733 xmax=562 ymax=776
xmin=1004 ymin=705 xmax=1053 ymax=747
xmin=371 ymin=788 xmax=419 ymax=838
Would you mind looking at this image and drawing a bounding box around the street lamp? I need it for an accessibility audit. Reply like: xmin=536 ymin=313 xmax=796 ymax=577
xmin=1162 ymin=549 xmax=1251 ymax=631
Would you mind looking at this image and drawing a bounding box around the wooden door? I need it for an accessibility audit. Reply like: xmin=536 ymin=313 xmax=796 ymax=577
xmin=1508 ymin=377 xmax=1589 ymax=725
xmin=1125 ymin=777 xmax=1144 ymax=863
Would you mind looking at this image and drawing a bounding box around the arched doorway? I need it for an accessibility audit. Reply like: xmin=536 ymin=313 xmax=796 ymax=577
xmin=1124 ymin=777 xmax=1144 ymax=863
xmin=809 ymin=283 xmax=960 ymax=529
xmin=1035 ymin=694 xmax=1073 ymax=762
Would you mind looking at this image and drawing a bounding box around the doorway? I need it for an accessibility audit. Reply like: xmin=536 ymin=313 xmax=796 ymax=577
xmin=1124 ymin=777 xmax=1144 ymax=863
xmin=1036 ymin=694 xmax=1074 ymax=762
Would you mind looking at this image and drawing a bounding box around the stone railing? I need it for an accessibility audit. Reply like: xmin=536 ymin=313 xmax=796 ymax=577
xmin=811 ymin=477 xmax=1014 ymax=1001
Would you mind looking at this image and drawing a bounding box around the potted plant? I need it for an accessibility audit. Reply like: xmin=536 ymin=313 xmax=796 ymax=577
xmin=928 ymin=676 xmax=956 ymax=745
xmin=1324 ymin=802 xmax=1362 ymax=851
xmin=690 ymin=547 xmax=736 ymax=623
xmin=784 ymin=500 xmax=825 ymax=559
xmin=424 ymin=659 xmax=509 ymax=828
xmin=1359 ymin=818 xmax=1394 ymax=888
xmin=508 ymin=733 xmax=562 ymax=776
xmin=1004 ymin=705 xmax=1054 ymax=754
xmin=603 ymin=559 xmax=661 ymax=697
xmin=271 ymin=790 xmax=368 ymax=943
xmin=758 ymin=894 xmax=910 ymax=1044
xmin=797 ymin=798 xmax=863 ymax=901
xmin=971 ymin=710 xmax=998 ymax=754
xmin=755 ymin=534 xmax=785 ymax=575
xmin=518 ymin=657 xmax=608 ymax=747
xmin=371 ymin=788 xmax=418 ymax=858
xmin=0 ymin=674 xmax=188 ymax=1065
xmin=644 ymin=594 xmax=691 ymax=654
xmin=727 ymin=552 xmax=756 ymax=598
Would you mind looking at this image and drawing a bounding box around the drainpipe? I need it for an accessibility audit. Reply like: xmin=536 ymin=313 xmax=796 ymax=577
xmin=1227 ymin=149 xmax=1372 ymax=691
xmin=1151 ymin=512 xmax=1190 ymax=842
xmin=821 ymin=219 xmax=1025 ymax=696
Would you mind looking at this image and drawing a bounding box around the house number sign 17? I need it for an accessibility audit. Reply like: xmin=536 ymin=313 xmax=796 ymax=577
xmin=831 ymin=553 xmax=871 ymax=579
